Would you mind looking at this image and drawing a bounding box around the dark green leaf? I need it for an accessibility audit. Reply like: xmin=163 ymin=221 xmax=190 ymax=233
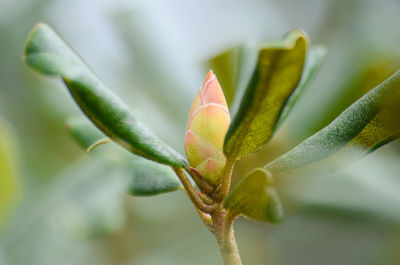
xmin=23 ymin=23 xmax=187 ymax=168
xmin=267 ymin=70 xmax=400 ymax=174
xmin=223 ymin=30 xmax=308 ymax=161
xmin=223 ymin=168 xmax=283 ymax=223
xmin=124 ymin=157 xmax=182 ymax=196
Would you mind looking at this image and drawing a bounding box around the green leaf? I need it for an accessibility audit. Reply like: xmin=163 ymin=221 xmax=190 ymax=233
xmin=65 ymin=116 xmax=106 ymax=150
xmin=124 ymin=157 xmax=182 ymax=196
xmin=223 ymin=30 xmax=308 ymax=161
xmin=0 ymin=117 xmax=19 ymax=230
xmin=223 ymin=168 xmax=283 ymax=223
xmin=209 ymin=44 xmax=326 ymax=128
xmin=266 ymin=70 xmax=400 ymax=174
xmin=292 ymin=50 xmax=400 ymax=143
xmin=23 ymin=23 xmax=187 ymax=168
xmin=275 ymin=45 xmax=327 ymax=128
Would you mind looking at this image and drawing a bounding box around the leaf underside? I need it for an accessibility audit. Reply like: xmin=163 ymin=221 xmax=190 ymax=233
xmin=267 ymin=70 xmax=400 ymax=175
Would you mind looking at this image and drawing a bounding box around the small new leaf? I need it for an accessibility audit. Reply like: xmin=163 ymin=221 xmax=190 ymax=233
xmin=23 ymin=23 xmax=187 ymax=168
xmin=223 ymin=168 xmax=283 ymax=224
xmin=267 ymin=70 xmax=400 ymax=174
xmin=223 ymin=30 xmax=308 ymax=161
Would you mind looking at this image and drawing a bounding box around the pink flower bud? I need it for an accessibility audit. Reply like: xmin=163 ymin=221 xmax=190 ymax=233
xmin=185 ymin=70 xmax=230 ymax=185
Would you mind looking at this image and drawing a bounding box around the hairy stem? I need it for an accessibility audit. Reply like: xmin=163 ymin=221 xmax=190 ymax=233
xmin=195 ymin=207 xmax=213 ymax=232
xmin=174 ymin=167 xmax=243 ymax=265
xmin=213 ymin=207 xmax=242 ymax=265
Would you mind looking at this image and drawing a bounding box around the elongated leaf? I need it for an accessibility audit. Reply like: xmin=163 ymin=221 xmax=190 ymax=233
xmin=23 ymin=23 xmax=187 ymax=167
xmin=223 ymin=168 xmax=283 ymax=223
xmin=267 ymin=70 xmax=400 ymax=174
xmin=0 ymin=117 xmax=19 ymax=230
xmin=65 ymin=116 xmax=106 ymax=149
xmin=209 ymin=44 xmax=326 ymax=127
xmin=223 ymin=30 xmax=308 ymax=161
xmin=275 ymin=45 xmax=327 ymax=128
xmin=124 ymin=157 xmax=182 ymax=196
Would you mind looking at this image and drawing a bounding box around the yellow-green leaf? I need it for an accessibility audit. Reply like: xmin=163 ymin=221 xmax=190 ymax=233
xmin=0 ymin=117 xmax=19 ymax=230
xmin=275 ymin=45 xmax=327 ymax=128
xmin=223 ymin=30 xmax=308 ymax=161
xmin=267 ymin=70 xmax=400 ymax=174
xmin=223 ymin=168 xmax=283 ymax=223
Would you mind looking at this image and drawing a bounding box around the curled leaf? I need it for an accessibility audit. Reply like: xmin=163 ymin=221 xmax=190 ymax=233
xmin=223 ymin=30 xmax=308 ymax=161
xmin=275 ymin=44 xmax=327 ymax=128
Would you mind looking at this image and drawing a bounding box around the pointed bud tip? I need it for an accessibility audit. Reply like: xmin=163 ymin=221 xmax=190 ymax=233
xmin=184 ymin=70 xmax=230 ymax=184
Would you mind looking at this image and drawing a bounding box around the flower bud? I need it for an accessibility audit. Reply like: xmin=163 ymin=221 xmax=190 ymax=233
xmin=184 ymin=70 xmax=230 ymax=185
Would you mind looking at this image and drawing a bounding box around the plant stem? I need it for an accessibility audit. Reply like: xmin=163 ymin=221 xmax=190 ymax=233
xmin=173 ymin=168 xmax=214 ymax=213
xmin=213 ymin=206 xmax=242 ymax=265
xmin=174 ymin=167 xmax=243 ymax=264
xmin=213 ymin=157 xmax=235 ymax=202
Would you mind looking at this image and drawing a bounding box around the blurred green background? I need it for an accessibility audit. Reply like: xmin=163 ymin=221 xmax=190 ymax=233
xmin=1 ymin=0 xmax=400 ymax=264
